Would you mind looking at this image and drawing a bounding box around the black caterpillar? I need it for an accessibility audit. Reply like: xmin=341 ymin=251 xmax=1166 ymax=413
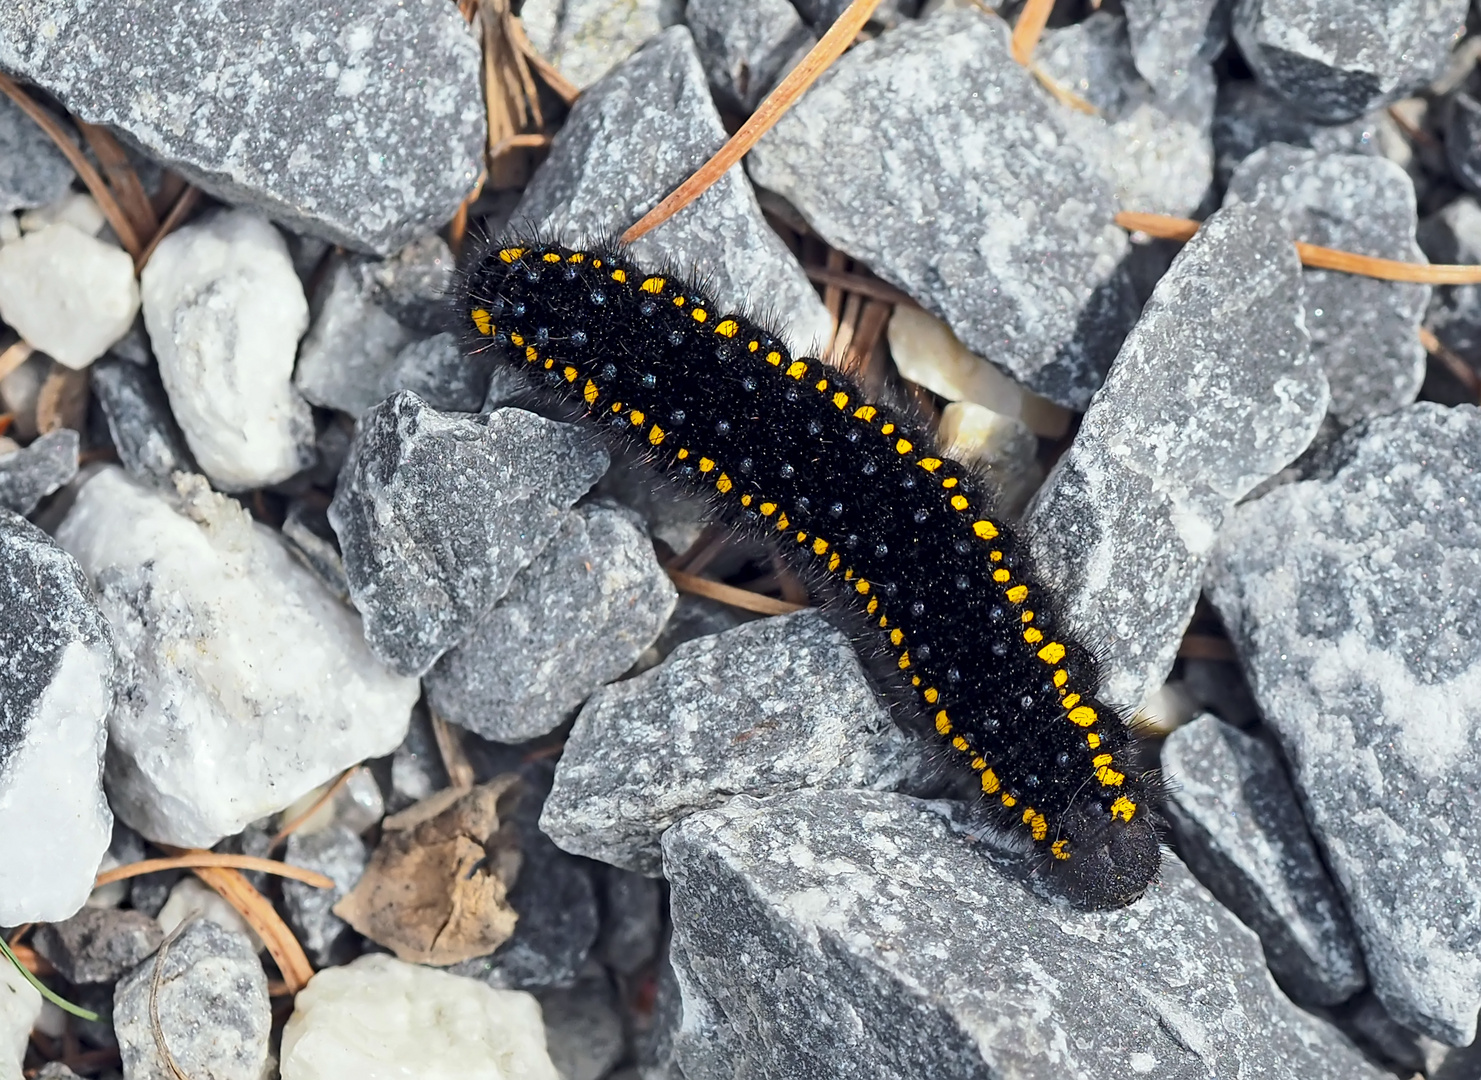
xmin=460 ymin=237 xmax=1162 ymax=909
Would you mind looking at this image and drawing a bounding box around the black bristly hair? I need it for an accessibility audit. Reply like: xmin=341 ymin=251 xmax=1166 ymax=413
xmin=457 ymin=232 xmax=1164 ymax=910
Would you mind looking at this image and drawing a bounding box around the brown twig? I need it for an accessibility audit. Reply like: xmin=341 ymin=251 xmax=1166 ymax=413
xmin=506 ymin=10 xmax=580 ymax=105
xmin=135 ymin=184 xmax=202 ymax=273
xmin=0 ymin=341 xmax=30 ymax=383
xmin=431 ymin=710 xmax=476 ymax=790
xmin=622 ymin=0 xmax=886 ymax=243
xmin=35 ymin=363 xmax=88 ymax=434
xmin=267 ymin=769 xmax=356 ymax=851
xmin=149 ymin=917 xmax=195 ymax=1080
xmin=94 ymin=853 xmax=334 ymax=890
xmin=803 ymin=265 xmax=916 ymax=306
xmin=74 ymin=120 xmax=158 ymax=239
xmin=666 ymin=568 xmax=807 ymax=616
xmin=1010 ymin=0 xmax=1056 ymax=65
xmin=1419 ymin=326 xmax=1481 ymax=401
xmin=845 ymin=298 xmax=895 ymax=376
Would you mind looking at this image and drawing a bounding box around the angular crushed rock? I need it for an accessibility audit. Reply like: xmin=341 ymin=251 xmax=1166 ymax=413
xmin=686 ymin=0 xmax=813 ymax=112
xmin=33 ymin=908 xmax=164 ymax=987
xmin=1207 ymin=402 xmax=1481 ymax=1045
xmin=91 ymin=360 xmax=196 ymax=485
xmin=281 ymin=825 xmax=369 ymax=968
xmin=0 ymin=428 xmax=77 ymax=515
xmin=519 ymin=0 xmax=669 ymax=90
xmin=1225 ymin=144 xmax=1428 ymax=424
xmin=747 ymin=8 xmax=1136 ymax=409
xmin=513 ymin=26 xmax=833 ymax=354
xmin=539 ymin=609 xmax=925 ymax=876
xmin=1419 ymin=195 xmax=1481 ymax=371
xmin=0 ymin=2 xmax=484 ymax=253
xmin=381 ymin=332 xmax=494 ymax=414
xmin=329 ymin=394 xmax=609 ymax=676
xmin=661 ymin=789 xmax=1389 ymax=1080
xmin=1211 ymin=80 xmax=1380 ymax=188
xmin=427 ymin=504 xmax=677 ymax=743
xmin=0 ymin=95 xmax=74 ymax=212
xmin=1122 ymin=0 xmax=1228 ymax=98
xmin=1028 ymin=202 xmax=1325 ymax=709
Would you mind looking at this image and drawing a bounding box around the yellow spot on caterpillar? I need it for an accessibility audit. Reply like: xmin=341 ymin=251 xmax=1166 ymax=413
xmin=1023 ymin=628 xmax=1043 ymax=644
xmin=844 ymin=569 xmax=854 ymax=580
xmin=716 ymin=473 xmax=732 ymax=494
xmin=748 ymin=340 xmax=759 ymax=352
xmin=1052 ymin=839 xmax=1071 ymax=860
xmin=815 ymin=379 xmax=829 ymax=392
xmin=973 ymin=520 xmax=999 ymax=540
xmin=776 ymin=514 xmax=789 ymax=530
xmin=971 ymin=757 xmax=987 ymax=771
xmin=1038 ymin=642 xmax=1066 ymax=665
xmin=829 ymin=553 xmax=841 ymax=571
xmin=1001 ymin=793 xmax=1017 ymax=807
xmin=741 ymin=494 xmax=753 ymax=507
xmin=856 ymin=580 xmax=870 ymax=595
xmin=936 ymin=711 xmax=951 ymax=735
xmin=699 ymin=458 xmax=715 ymax=473
xmin=510 ymin=330 xmax=524 ymax=345
xmin=990 ymin=551 xmax=1003 ymax=562
xmin=878 ymin=615 xmax=887 ymax=627
xmin=924 ymin=687 xmax=938 ymax=704
xmin=866 ymin=598 xmax=878 ymax=614
xmin=898 ymin=651 xmax=910 ymax=669
xmin=649 ymin=425 xmax=665 ymax=445
xmin=715 ymin=319 xmax=738 ymax=337
xmin=498 ymin=247 xmax=525 ymax=263
xmin=1021 ymin=610 xmax=1034 ymax=624
xmin=1097 ymin=766 xmax=1125 ymax=787
xmin=592 ymin=259 xmax=602 ymax=268
xmin=854 ymin=405 xmax=877 ymax=421
xmin=673 ymin=296 xmax=686 ymax=307
xmin=953 ymin=735 xmax=969 ymax=752
xmin=981 ymin=769 xmax=999 ymax=794
xmin=526 ymin=346 xmax=539 ymax=363
xmin=759 ymin=502 xmax=777 ymax=516
xmin=786 ymin=360 xmax=807 ymax=379
xmin=896 ymin=438 xmax=913 ymax=455
xmin=1006 ymin=585 xmax=1029 ymax=604
xmin=942 ymin=477 xmax=958 ymax=488
xmin=796 ymin=531 xmax=807 ymax=543
xmin=563 ymin=366 xmax=578 ymax=383
xmin=950 ymin=495 xmax=969 ymax=511
xmin=542 ymin=252 xmax=561 ymax=263
xmin=993 ymin=570 xmax=1011 ymax=583
xmin=1110 ymin=797 xmax=1137 ymax=822
xmin=1054 ymin=669 xmax=1068 ymax=687
xmin=881 ymin=423 xmax=895 ymax=435
xmin=470 ymin=308 xmax=493 ymax=334
xmin=833 ymin=392 xmax=849 ymax=410
xmin=911 ymin=675 xmax=920 ymax=685
xmin=919 ymin=458 xmax=942 ymax=472
xmin=1086 ymin=732 xmax=1101 ymax=748
xmin=692 ymin=308 xmax=708 ymax=323
xmin=568 ymin=253 xmax=585 ymax=262
xmin=630 ymin=410 xmax=645 ymax=426
xmin=766 ymin=351 xmax=782 ymax=366
xmin=813 ymin=538 xmax=828 ymax=555
xmin=584 ymin=380 xmax=599 ymax=405
xmin=1069 ymin=706 xmax=1097 ymax=727
xmin=1093 ymin=754 xmax=1113 ymax=768
xmin=610 ymin=269 xmax=626 ymax=282
xmin=641 ymin=276 xmax=666 ymax=293
xmin=890 ymin=629 xmax=904 ymax=646
xmin=678 ymin=448 xmax=689 ymax=460
xmin=1062 ymin=693 xmax=1081 ymax=710
xmin=543 ymin=358 xmax=555 ymax=370
xmin=611 ymin=401 xmax=622 ymax=412
xmin=1029 ymin=813 xmax=1048 ymax=841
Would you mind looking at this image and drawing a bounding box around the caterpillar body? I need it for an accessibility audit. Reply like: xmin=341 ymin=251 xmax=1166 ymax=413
xmin=461 ymin=237 xmax=1162 ymax=909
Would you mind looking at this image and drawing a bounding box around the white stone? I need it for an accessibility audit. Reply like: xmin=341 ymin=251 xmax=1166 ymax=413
xmin=521 ymin=0 xmax=666 ymax=90
xmin=19 ymin=192 xmax=106 ymax=237
xmin=55 ymin=468 xmax=420 ymax=847
xmin=276 ymin=766 xmax=384 ymax=838
xmin=887 ymin=305 xmax=1071 ymax=438
xmin=280 ymin=954 xmax=560 ymax=1080
xmin=157 ymin=877 xmax=263 ymax=951
xmin=0 ymin=222 xmax=139 ymax=369
xmin=0 ymin=958 xmax=41 ymax=1080
xmin=140 ymin=209 xmax=315 ymax=491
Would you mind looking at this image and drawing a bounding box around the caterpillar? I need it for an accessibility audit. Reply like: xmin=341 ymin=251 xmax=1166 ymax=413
xmin=460 ymin=237 xmax=1162 ymax=910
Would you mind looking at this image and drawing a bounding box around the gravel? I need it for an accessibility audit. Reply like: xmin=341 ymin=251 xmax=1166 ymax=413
xmin=89 ymin=360 xmax=196 ymax=485
xmin=33 ymin=907 xmax=164 ymax=986
xmin=281 ymin=825 xmax=370 ymax=968
xmin=0 ymin=428 xmax=77 ymax=515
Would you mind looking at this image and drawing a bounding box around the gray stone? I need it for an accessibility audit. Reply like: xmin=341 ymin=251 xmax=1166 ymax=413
xmin=1124 ymin=0 xmax=1229 ymax=98
xmin=686 ymin=0 xmax=813 ymax=112
xmin=662 ymin=789 xmax=1389 ymax=1080
xmin=1027 ymin=202 xmax=1325 ymax=709
xmin=521 ymin=0 xmax=670 ymax=90
xmin=328 ymin=394 xmax=609 ymax=676
xmin=596 ymin=867 xmax=663 ymax=977
xmin=280 ymin=500 xmax=350 ymax=603
xmin=1162 ymin=714 xmax=1366 ymax=1006
xmin=281 ymin=824 xmax=368 ymax=968
xmin=1447 ymin=90 xmax=1481 ymax=195
xmin=113 ymin=920 xmax=269 ymax=1080
xmin=1226 ymin=144 xmax=1429 ymax=424
xmin=1206 ymin=402 xmax=1481 ymax=1045
xmin=381 ymin=332 xmax=492 ymax=414
xmin=537 ymin=965 xmax=626 ymax=1080
xmin=91 ymin=360 xmax=196 ymax=485
xmin=428 ymin=504 xmax=676 ymax=743
xmin=0 ymin=509 xmax=114 ymax=925
xmin=294 ymin=255 xmax=418 ymax=418
xmin=747 ymin=9 xmax=1136 ymax=410
xmin=364 ymin=232 xmax=457 ymax=334
xmin=33 ymin=907 xmax=164 ymax=986
xmin=0 ymin=95 xmax=74 ymax=213
xmin=539 ymin=609 xmax=925 ymax=876
xmin=514 ymin=26 xmax=833 ymax=354
xmin=1212 ymin=80 xmax=1381 ymax=190
xmin=593 ymin=455 xmax=711 ymax=556
xmin=791 ymin=0 xmax=921 ymax=30
xmin=1232 ymin=0 xmax=1467 ymax=123
xmin=387 ymin=704 xmax=450 ymax=813
xmin=0 ymin=3 xmax=483 ymax=254
xmin=1419 ymin=194 xmax=1481 ymax=372
xmin=0 ymin=428 xmax=77 ymax=515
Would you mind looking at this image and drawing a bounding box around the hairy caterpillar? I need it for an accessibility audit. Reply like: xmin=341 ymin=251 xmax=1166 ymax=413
xmin=460 ymin=237 xmax=1162 ymax=909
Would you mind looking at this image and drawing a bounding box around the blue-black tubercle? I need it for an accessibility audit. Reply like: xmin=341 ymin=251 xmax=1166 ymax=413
xmin=461 ymin=237 xmax=1162 ymax=909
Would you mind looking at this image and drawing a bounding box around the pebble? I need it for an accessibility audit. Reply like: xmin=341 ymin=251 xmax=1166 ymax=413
xmin=1207 ymin=402 xmax=1481 ymax=1046
xmin=90 ymin=360 xmax=196 ymax=484
xmin=277 ymin=766 xmax=385 ymax=839
xmin=592 ymin=455 xmax=712 ymax=555
xmin=1419 ymin=194 xmax=1481 ymax=369
xmin=329 ymin=395 xmax=609 ymax=676
xmin=0 ymin=509 xmax=113 ymax=925
xmin=140 ymin=209 xmax=316 ymax=491
xmin=0 ymin=428 xmax=77 ymax=515
xmin=1122 ymin=0 xmax=1227 ymax=99
xmin=520 ymin=0 xmax=669 ymax=90
xmin=56 ymin=468 xmax=418 ymax=847
xmin=280 ymin=954 xmax=560 ymax=1080
xmin=514 ymin=26 xmax=833 ymax=354
xmin=427 ymin=504 xmax=677 ymax=743
xmin=686 ymin=0 xmax=813 ymax=112
xmin=1446 ymin=89 xmax=1481 ymax=195
xmin=114 ymin=920 xmax=269 ymax=1080
xmin=0 ymin=959 xmax=40 ymax=1080
xmin=748 ymin=8 xmax=1136 ymax=410
xmin=293 ymin=256 xmax=416 ymax=418
xmin=156 ymin=876 xmax=262 ymax=951
xmin=539 ymin=609 xmax=925 ymax=876
xmin=0 ymin=95 xmax=74 ymax=212
xmin=0 ymin=222 xmax=139 ymax=369
xmin=1232 ymin=0 xmax=1467 ymax=123
xmin=0 ymin=2 xmax=483 ymax=254
xmin=1225 ymin=144 xmax=1429 ymax=424
xmin=282 ymin=825 xmax=369 ymax=968
xmin=660 ymin=789 xmax=1390 ymax=1080
xmin=1162 ymin=714 xmax=1367 ymax=1006
xmin=20 ymin=192 xmax=106 ymax=237
xmin=33 ymin=907 xmax=164 ymax=986
xmin=1027 ymin=202 xmax=1325 ymax=709
xmin=381 ymin=332 xmax=493 ymax=414
xmin=537 ymin=965 xmax=625 ymax=1080
xmin=1211 ymin=80 xmax=1380 ymax=188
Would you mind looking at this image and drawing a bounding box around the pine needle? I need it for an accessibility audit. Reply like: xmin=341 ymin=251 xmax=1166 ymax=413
xmin=94 ymin=852 xmax=335 ymax=890
xmin=1010 ymin=0 xmax=1056 ymax=66
xmin=666 ymin=568 xmax=807 ymax=616
xmin=0 ymin=935 xmax=98 ymax=1021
